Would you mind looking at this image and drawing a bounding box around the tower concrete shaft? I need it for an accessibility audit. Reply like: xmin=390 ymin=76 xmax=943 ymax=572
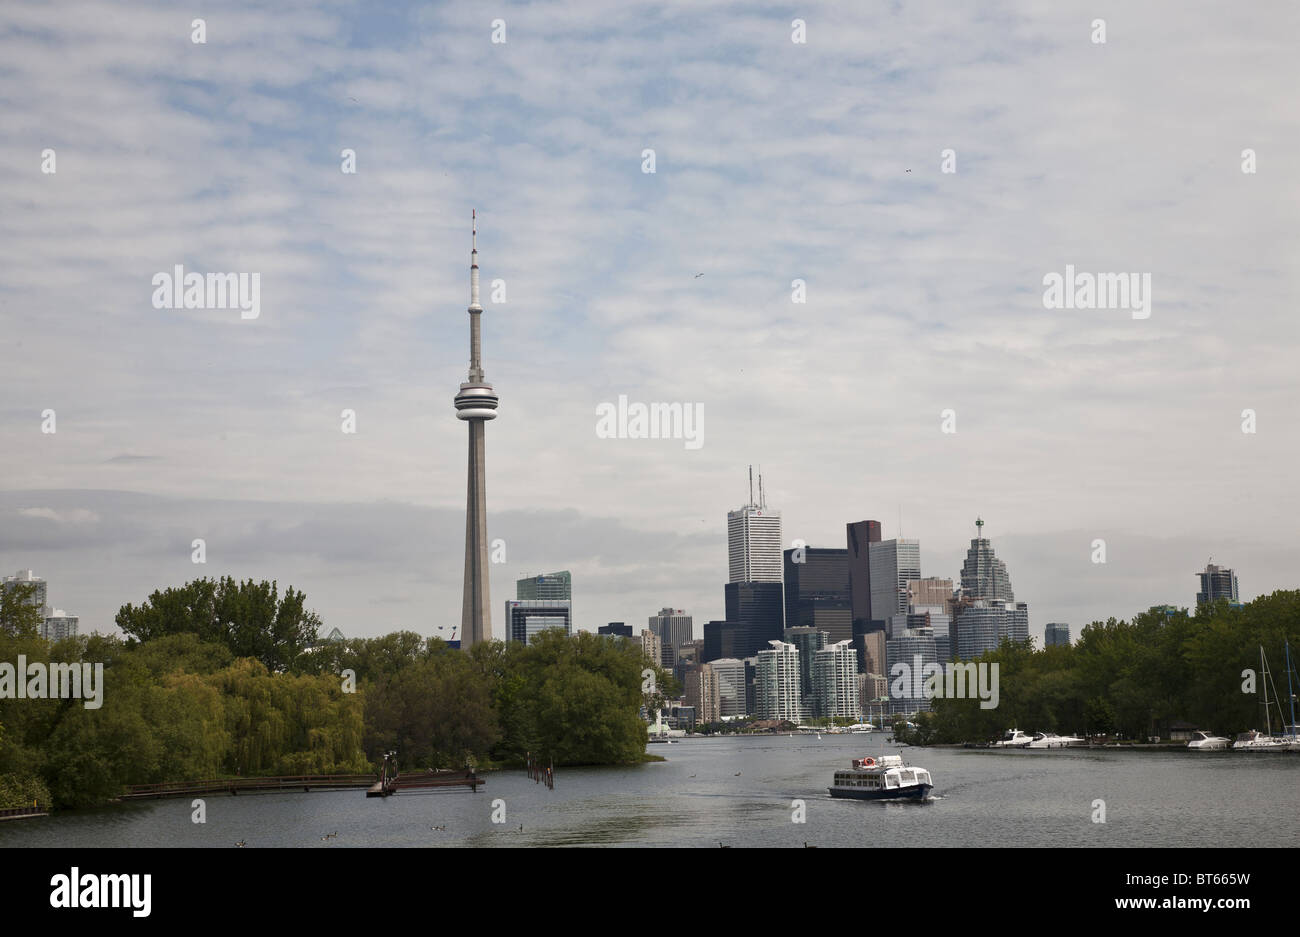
xmin=454 ymin=211 xmax=498 ymax=647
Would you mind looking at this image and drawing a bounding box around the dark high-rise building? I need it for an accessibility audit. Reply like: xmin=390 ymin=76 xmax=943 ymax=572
xmin=783 ymin=547 xmax=852 ymax=645
xmin=846 ymin=520 xmax=882 ymax=633
xmin=598 ymin=622 xmax=632 ymax=637
xmin=724 ymin=581 xmax=785 ymax=658
xmin=703 ymin=620 xmax=746 ymax=662
xmin=1044 ymin=622 xmax=1070 ymax=647
xmin=1196 ymin=563 xmax=1239 ymax=607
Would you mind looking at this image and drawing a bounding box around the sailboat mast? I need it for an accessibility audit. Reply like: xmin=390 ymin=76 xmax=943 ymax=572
xmin=1261 ymin=646 xmax=1272 ymax=736
xmin=1287 ymin=640 xmax=1297 ymax=739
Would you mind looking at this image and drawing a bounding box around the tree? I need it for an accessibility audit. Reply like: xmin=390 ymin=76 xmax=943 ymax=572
xmin=115 ymin=577 xmax=322 ymax=672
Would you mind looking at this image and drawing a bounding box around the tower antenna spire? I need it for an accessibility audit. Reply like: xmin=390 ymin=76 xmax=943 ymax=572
xmin=454 ymin=209 xmax=499 ymax=648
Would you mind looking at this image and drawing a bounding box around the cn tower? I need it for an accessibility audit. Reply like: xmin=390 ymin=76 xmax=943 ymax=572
xmin=454 ymin=210 xmax=498 ymax=647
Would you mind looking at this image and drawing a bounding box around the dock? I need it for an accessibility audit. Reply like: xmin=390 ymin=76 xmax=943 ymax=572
xmin=124 ymin=768 xmax=483 ymax=801
xmin=0 ymin=805 xmax=48 ymax=822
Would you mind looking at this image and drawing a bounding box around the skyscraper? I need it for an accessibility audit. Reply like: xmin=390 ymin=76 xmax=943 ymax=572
xmin=813 ymin=640 xmax=859 ymax=719
xmin=727 ymin=468 xmax=782 ymax=583
xmin=42 ymin=610 xmax=79 ymax=642
xmin=959 ymin=518 xmax=1014 ymax=602
xmin=504 ymin=600 xmax=571 ymax=645
xmin=709 ymin=658 xmax=748 ymax=717
xmin=846 ymin=520 xmax=882 ymax=631
xmin=755 ymin=640 xmax=802 ymax=722
xmin=3 ymin=569 xmax=48 ymax=616
xmin=869 ymin=539 xmax=921 ymax=626
xmin=648 ymin=607 xmax=694 ymax=652
xmin=783 ymin=546 xmax=852 ymax=644
xmin=1196 ymin=563 xmax=1239 ymax=607
xmin=886 ymin=627 xmax=938 ymax=714
xmin=1044 ymin=622 xmax=1070 ymax=647
xmin=455 ymin=212 xmax=499 ymax=648
xmin=724 ymin=582 xmax=785 ymax=657
xmin=517 ymin=571 xmax=571 ymax=602
xmin=685 ymin=663 xmax=721 ymax=724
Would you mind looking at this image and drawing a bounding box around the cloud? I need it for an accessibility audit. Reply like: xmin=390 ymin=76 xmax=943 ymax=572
xmin=1 ymin=0 xmax=1297 ymax=640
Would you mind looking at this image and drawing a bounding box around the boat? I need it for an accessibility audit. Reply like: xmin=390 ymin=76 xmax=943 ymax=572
xmin=848 ymin=723 xmax=875 ymax=734
xmin=1027 ymin=732 xmax=1085 ymax=749
xmin=1232 ymin=729 xmax=1287 ymax=752
xmin=1233 ymin=646 xmax=1289 ymax=751
xmin=828 ymin=755 xmax=933 ymax=801
xmin=1186 ymin=730 xmax=1230 ymax=751
xmin=992 ymin=729 xmax=1034 ymax=748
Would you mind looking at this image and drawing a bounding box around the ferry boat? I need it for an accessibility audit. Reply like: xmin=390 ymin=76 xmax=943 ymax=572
xmin=828 ymin=755 xmax=933 ymax=801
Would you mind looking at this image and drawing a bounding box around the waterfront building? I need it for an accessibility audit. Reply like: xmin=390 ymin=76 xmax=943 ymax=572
xmin=710 ymin=657 xmax=748 ymax=717
xmin=813 ymin=639 xmax=859 ymax=719
xmin=685 ymin=663 xmax=721 ymax=724
xmin=755 ymin=640 xmax=802 ymax=722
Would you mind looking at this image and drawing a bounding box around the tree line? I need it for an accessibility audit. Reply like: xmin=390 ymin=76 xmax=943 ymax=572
xmin=896 ymin=590 xmax=1300 ymax=745
xmin=0 ymin=577 xmax=667 ymax=809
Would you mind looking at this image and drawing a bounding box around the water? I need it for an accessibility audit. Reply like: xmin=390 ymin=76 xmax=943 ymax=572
xmin=4 ymin=735 xmax=1297 ymax=847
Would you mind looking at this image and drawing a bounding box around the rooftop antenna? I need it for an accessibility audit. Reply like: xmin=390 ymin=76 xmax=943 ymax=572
xmin=748 ymin=465 xmax=754 ymax=507
xmin=759 ymin=471 xmax=765 ymax=509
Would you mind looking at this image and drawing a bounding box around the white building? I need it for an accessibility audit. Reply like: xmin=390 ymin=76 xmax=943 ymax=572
xmin=755 ymin=640 xmax=802 ymax=722
xmin=727 ymin=506 xmax=782 ymax=583
xmin=3 ymin=569 xmax=47 ymax=614
xmin=710 ymin=657 xmax=748 ymax=717
xmin=813 ymin=639 xmax=859 ymax=719
xmin=43 ymin=609 xmax=79 ymax=642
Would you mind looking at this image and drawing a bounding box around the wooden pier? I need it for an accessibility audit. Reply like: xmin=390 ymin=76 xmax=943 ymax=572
xmin=0 ymin=805 xmax=48 ymax=822
xmin=124 ymin=768 xmax=483 ymax=801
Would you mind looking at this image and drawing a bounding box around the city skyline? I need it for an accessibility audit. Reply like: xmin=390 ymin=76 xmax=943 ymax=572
xmin=3 ymin=2 xmax=1297 ymax=644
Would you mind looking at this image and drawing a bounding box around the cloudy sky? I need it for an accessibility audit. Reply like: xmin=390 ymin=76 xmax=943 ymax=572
xmin=2 ymin=0 xmax=1297 ymax=643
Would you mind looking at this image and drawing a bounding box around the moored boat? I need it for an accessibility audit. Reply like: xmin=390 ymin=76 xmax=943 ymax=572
xmin=1186 ymin=730 xmax=1230 ymax=751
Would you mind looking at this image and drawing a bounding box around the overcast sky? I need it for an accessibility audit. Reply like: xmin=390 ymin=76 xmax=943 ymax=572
xmin=2 ymin=0 xmax=1297 ymax=644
